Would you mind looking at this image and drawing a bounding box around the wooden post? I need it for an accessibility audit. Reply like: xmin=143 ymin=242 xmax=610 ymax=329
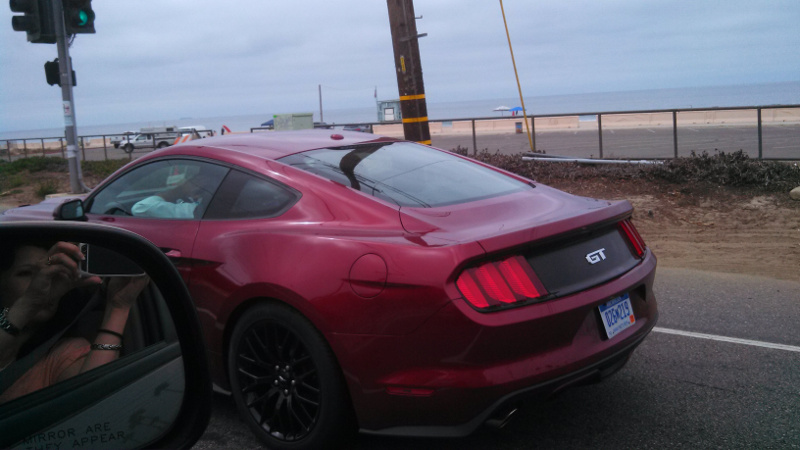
xmin=387 ymin=0 xmax=431 ymax=145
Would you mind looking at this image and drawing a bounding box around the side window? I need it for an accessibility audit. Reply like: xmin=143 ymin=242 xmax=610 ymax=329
xmin=204 ymin=170 xmax=299 ymax=220
xmin=87 ymin=160 xmax=228 ymax=220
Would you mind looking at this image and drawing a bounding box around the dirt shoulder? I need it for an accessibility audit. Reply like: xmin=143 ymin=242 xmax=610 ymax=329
xmin=546 ymin=178 xmax=800 ymax=281
xmin=2 ymin=171 xmax=799 ymax=282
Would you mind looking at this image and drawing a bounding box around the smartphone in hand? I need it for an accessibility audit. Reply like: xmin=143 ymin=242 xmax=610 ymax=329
xmin=79 ymin=243 xmax=146 ymax=277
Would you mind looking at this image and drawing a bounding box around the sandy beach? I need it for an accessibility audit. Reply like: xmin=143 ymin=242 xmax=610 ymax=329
xmin=374 ymin=107 xmax=800 ymax=136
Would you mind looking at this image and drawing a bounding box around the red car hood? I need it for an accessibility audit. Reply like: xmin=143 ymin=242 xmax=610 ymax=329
xmin=399 ymin=184 xmax=632 ymax=253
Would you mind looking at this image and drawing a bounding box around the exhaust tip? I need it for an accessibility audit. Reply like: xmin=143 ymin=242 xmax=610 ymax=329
xmin=485 ymin=406 xmax=519 ymax=429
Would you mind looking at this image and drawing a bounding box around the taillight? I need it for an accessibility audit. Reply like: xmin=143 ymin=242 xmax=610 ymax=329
xmin=619 ymin=219 xmax=646 ymax=258
xmin=456 ymin=255 xmax=548 ymax=310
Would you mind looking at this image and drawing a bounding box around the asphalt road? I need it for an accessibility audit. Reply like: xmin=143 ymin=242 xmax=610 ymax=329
xmin=193 ymin=268 xmax=800 ymax=449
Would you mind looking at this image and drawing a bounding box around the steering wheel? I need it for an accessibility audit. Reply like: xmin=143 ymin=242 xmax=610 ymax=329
xmin=103 ymin=202 xmax=132 ymax=216
xmin=191 ymin=197 xmax=206 ymax=219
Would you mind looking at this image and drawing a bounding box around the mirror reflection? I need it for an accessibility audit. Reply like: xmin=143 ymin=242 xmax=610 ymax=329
xmin=1 ymin=238 xmax=187 ymax=449
xmin=0 ymin=240 xmax=148 ymax=403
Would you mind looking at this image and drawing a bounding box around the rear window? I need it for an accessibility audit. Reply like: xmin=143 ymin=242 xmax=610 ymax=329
xmin=278 ymin=141 xmax=530 ymax=207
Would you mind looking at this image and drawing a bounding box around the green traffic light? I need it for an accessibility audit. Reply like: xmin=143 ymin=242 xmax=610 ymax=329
xmin=64 ymin=1 xmax=96 ymax=34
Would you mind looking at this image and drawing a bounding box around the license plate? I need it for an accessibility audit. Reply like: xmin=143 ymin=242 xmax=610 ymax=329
xmin=598 ymin=293 xmax=635 ymax=339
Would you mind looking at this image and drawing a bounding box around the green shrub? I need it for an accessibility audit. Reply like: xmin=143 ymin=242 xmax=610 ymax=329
xmin=83 ymin=159 xmax=129 ymax=178
xmin=0 ymin=173 xmax=26 ymax=191
xmin=35 ymin=179 xmax=60 ymax=198
xmin=644 ymin=151 xmax=800 ymax=190
xmin=455 ymin=148 xmax=799 ymax=193
xmin=0 ymin=156 xmax=126 ymax=179
xmin=0 ymin=157 xmax=67 ymax=175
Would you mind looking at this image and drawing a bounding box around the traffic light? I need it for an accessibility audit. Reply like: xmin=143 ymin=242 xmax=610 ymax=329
xmin=44 ymin=58 xmax=75 ymax=86
xmin=63 ymin=0 xmax=94 ymax=34
xmin=44 ymin=59 xmax=59 ymax=85
xmin=9 ymin=0 xmax=56 ymax=43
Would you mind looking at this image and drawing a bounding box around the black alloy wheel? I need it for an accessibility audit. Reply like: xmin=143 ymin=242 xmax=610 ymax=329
xmin=228 ymin=303 xmax=355 ymax=450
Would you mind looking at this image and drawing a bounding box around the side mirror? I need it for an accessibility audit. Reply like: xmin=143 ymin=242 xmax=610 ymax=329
xmin=54 ymin=199 xmax=87 ymax=221
xmin=0 ymin=222 xmax=211 ymax=449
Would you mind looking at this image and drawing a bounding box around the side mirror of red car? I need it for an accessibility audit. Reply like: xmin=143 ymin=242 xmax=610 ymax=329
xmin=54 ymin=199 xmax=87 ymax=221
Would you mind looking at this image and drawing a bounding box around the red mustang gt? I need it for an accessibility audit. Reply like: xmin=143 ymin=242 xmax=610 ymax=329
xmin=2 ymin=130 xmax=658 ymax=449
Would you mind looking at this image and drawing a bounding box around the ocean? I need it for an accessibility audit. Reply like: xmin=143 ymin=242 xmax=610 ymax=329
xmin=2 ymin=81 xmax=798 ymax=141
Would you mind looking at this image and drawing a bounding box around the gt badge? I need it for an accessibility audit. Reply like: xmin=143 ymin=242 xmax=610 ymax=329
xmin=585 ymin=248 xmax=607 ymax=264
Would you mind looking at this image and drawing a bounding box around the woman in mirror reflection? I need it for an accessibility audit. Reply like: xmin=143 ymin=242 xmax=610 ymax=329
xmin=0 ymin=241 xmax=148 ymax=403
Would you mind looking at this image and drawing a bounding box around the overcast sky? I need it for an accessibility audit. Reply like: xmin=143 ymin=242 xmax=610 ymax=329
xmin=2 ymin=0 xmax=799 ymax=132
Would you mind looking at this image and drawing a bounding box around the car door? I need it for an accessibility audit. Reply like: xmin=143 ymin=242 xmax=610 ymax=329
xmin=134 ymin=134 xmax=149 ymax=148
xmin=83 ymin=158 xmax=229 ymax=283
xmin=186 ymin=169 xmax=301 ymax=356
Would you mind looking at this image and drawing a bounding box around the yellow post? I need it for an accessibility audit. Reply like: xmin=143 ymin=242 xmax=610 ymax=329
xmin=499 ymin=0 xmax=535 ymax=152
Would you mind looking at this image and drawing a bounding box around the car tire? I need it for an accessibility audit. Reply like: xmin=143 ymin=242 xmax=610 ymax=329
xmin=228 ymin=302 xmax=356 ymax=450
xmin=157 ymin=142 xmax=170 ymax=148
xmin=124 ymin=144 xmax=134 ymax=154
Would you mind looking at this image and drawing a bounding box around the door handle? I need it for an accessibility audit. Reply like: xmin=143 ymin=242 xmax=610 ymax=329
xmin=161 ymin=248 xmax=182 ymax=259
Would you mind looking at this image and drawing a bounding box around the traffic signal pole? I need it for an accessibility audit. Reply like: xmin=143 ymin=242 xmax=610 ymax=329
xmin=51 ymin=0 xmax=87 ymax=193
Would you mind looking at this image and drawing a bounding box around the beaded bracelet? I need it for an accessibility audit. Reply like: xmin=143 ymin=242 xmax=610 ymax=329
xmin=91 ymin=343 xmax=122 ymax=351
xmin=0 ymin=307 xmax=22 ymax=337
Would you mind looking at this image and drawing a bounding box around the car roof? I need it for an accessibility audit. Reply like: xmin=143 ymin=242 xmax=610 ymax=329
xmin=164 ymin=129 xmax=398 ymax=161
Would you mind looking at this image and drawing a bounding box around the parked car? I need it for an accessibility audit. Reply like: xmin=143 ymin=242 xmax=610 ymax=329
xmin=0 ymin=221 xmax=212 ymax=449
xmin=2 ymin=130 xmax=658 ymax=450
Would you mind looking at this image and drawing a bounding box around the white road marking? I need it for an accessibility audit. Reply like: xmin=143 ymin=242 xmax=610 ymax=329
xmin=653 ymin=327 xmax=800 ymax=353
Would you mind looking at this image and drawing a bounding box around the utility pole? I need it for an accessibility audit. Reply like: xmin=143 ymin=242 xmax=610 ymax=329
xmin=318 ymin=84 xmax=324 ymax=123
xmin=386 ymin=0 xmax=430 ymax=145
xmin=52 ymin=0 xmax=87 ymax=193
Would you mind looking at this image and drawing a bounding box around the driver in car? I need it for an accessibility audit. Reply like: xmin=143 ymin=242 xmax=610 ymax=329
xmin=131 ymin=173 xmax=213 ymax=219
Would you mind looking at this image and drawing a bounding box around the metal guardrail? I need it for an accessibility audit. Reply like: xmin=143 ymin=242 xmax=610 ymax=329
xmin=517 ymin=104 xmax=800 ymax=160
xmin=0 ymin=133 xmax=133 ymax=162
xmin=426 ymin=104 xmax=800 ymax=160
xmin=0 ymin=130 xmax=214 ymax=162
xmin=3 ymin=105 xmax=799 ymax=161
xmin=250 ymin=105 xmax=800 ymax=160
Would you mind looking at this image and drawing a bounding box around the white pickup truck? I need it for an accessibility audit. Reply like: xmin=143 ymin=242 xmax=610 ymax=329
xmin=118 ymin=133 xmax=174 ymax=153
xmin=117 ymin=126 xmax=179 ymax=153
xmin=116 ymin=126 xmax=210 ymax=153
